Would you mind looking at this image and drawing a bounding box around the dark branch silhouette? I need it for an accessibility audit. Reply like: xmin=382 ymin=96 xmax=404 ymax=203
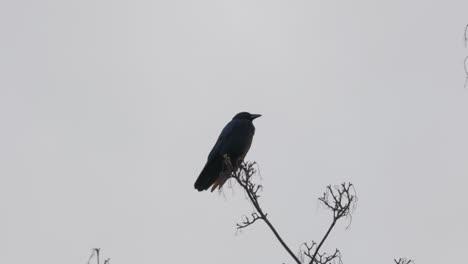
xmin=301 ymin=183 xmax=356 ymax=264
xmin=230 ymin=160 xmax=357 ymax=264
xmin=87 ymin=248 xmax=110 ymax=264
xmin=87 ymin=162 xmax=413 ymax=264
xmin=394 ymin=258 xmax=414 ymax=264
xmin=231 ymin=161 xmax=301 ymax=264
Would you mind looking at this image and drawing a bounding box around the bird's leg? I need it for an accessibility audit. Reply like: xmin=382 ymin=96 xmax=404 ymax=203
xmin=222 ymin=154 xmax=234 ymax=171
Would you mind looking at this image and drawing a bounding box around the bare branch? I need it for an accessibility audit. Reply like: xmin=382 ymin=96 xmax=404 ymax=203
xmin=88 ymin=248 xmax=101 ymax=264
xmin=394 ymin=258 xmax=414 ymax=264
xmin=318 ymin=183 xmax=356 ymax=222
xmin=301 ymin=242 xmax=342 ymax=264
xmin=464 ymin=24 xmax=468 ymax=48
xmin=232 ymin=161 xmax=302 ymax=264
xmin=236 ymin=212 xmax=264 ymax=229
xmin=230 ymin=160 xmax=358 ymax=264
xmin=88 ymin=248 xmax=110 ymax=264
xmin=87 ymin=249 xmax=97 ymax=264
xmin=315 ymin=250 xmax=342 ymax=264
xmin=300 ymin=183 xmax=356 ymax=264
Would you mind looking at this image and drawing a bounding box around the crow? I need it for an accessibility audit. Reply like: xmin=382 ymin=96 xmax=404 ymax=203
xmin=194 ymin=112 xmax=261 ymax=192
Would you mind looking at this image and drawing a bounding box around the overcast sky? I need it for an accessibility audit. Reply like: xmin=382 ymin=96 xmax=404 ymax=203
xmin=1 ymin=1 xmax=468 ymax=264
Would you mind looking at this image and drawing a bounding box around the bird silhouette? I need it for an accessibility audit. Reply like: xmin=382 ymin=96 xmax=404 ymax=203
xmin=194 ymin=112 xmax=261 ymax=192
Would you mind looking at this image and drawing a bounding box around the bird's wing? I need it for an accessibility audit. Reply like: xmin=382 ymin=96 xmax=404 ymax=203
xmin=207 ymin=120 xmax=237 ymax=161
xmin=194 ymin=121 xmax=237 ymax=191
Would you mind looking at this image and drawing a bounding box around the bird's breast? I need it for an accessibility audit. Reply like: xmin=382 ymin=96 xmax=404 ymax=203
xmin=224 ymin=121 xmax=255 ymax=157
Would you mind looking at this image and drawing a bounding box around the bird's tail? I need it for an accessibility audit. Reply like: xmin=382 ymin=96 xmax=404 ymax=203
xmin=194 ymin=156 xmax=223 ymax=191
xmin=209 ymin=172 xmax=230 ymax=192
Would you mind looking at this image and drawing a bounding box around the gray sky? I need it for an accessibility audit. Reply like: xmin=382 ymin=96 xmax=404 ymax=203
xmin=1 ymin=1 xmax=468 ymax=263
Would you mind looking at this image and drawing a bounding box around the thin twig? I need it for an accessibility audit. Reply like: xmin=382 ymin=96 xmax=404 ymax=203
xmin=309 ymin=218 xmax=338 ymax=264
xmin=231 ymin=161 xmax=357 ymax=264
xmin=302 ymin=183 xmax=355 ymax=264
xmin=94 ymin=248 xmax=100 ymax=264
xmin=464 ymin=24 xmax=468 ymax=48
xmin=394 ymin=258 xmax=414 ymax=264
xmin=232 ymin=162 xmax=302 ymax=264
xmin=88 ymin=248 xmax=109 ymax=264
xmin=87 ymin=249 xmax=96 ymax=264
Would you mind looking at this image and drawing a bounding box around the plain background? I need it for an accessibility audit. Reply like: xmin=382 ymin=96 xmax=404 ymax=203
xmin=1 ymin=1 xmax=468 ymax=263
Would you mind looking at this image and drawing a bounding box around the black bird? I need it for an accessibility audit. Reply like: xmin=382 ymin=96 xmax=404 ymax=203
xmin=194 ymin=112 xmax=261 ymax=192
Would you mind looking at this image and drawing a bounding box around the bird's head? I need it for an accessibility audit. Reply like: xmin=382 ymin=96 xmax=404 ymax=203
xmin=233 ymin=112 xmax=262 ymax=121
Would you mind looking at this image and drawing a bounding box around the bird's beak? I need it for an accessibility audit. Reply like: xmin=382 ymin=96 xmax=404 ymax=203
xmin=250 ymin=114 xmax=262 ymax=120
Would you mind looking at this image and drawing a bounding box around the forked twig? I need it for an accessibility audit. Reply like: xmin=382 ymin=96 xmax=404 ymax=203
xmin=302 ymin=183 xmax=356 ymax=264
xmin=231 ymin=161 xmax=302 ymax=264
xmin=394 ymin=258 xmax=414 ymax=264
xmin=231 ymin=160 xmax=356 ymax=264
xmin=88 ymin=248 xmax=110 ymax=264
